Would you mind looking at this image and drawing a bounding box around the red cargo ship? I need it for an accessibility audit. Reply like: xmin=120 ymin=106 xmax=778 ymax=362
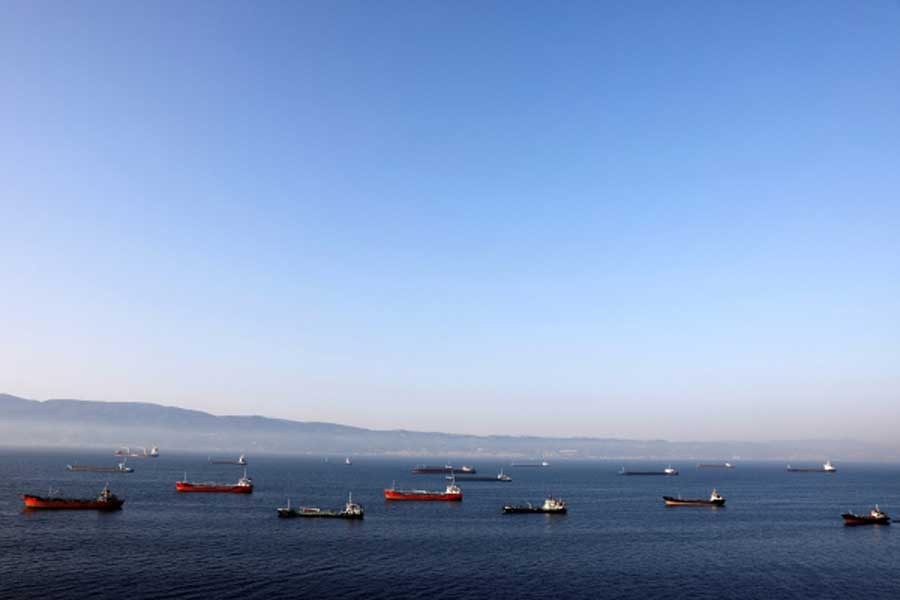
xmin=842 ymin=505 xmax=890 ymax=526
xmin=384 ymin=481 xmax=462 ymax=501
xmin=176 ymin=470 xmax=253 ymax=493
xmin=22 ymin=484 xmax=124 ymax=511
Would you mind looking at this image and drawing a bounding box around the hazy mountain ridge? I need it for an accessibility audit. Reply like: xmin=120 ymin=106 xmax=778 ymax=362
xmin=1 ymin=394 xmax=897 ymax=460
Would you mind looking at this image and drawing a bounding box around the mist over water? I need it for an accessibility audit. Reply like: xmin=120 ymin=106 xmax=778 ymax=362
xmin=3 ymin=449 xmax=899 ymax=599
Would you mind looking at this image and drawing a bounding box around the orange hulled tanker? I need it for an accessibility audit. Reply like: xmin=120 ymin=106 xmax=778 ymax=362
xmin=22 ymin=484 xmax=124 ymax=511
xmin=175 ymin=470 xmax=253 ymax=493
xmin=384 ymin=480 xmax=462 ymax=501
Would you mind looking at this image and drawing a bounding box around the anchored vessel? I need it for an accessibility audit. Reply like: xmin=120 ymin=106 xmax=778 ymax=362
xmin=67 ymin=460 xmax=133 ymax=473
xmin=620 ymin=466 xmax=679 ymax=476
xmin=22 ymin=484 xmax=124 ymax=511
xmin=842 ymin=506 xmax=890 ymax=526
xmin=411 ymin=464 xmax=476 ymax=474
xmin=663 ymin=489 xmax=726 ymax=506
xmin=384 ymin=481 xmax=462 ymax=501
xmin=697 ymin=463 xmax=734 ymax=469
xmin=277 ymin=493 xmax=364 ymax=519
xmin=787 ymin=460 xmax=836 ymax=473
xmin=447 ymin=469 xmax=512 ymax=482
xmin=503 ymin=497 xmax=567 ymax=514
xmin=176 ymin=469 xmax=253 ymax=493
xmin=115 ymin=446 xmax=159 ymax=458
xmin=209 ymin=454 xmax=247 ymax=466
xmin=345 ymin=457 xmax=352 ymax=465
xmin=510 ymin=461 xmax=550 ymax=467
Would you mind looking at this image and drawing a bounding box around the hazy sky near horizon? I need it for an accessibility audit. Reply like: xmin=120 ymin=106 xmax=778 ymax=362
xmin=2 ymin=1 xmax=898 ymax=442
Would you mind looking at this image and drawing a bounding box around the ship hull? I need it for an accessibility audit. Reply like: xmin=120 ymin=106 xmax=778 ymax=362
xmin=503 ymin=507 xmax=566 ymax=514
xmin=411 ymin=468 xmax=476 ymax=475
xmin=621 ymin=471 xmax=677 ymax=476
xmin=175 ymin=482 xmax=253 ymax=493
xmin=22 ymin=495 xmax=124 ymax=511
xmin=67 ymin=465 xmax=132 ymax=473
xmin=842 ymin=514 xmax=890 ymax=526
xmin=384 ymin=489 xmax=462 ymax=501
xmin=663 ymin=497 xmax=725 ymax=507
xmin=277 ymin=508 xmax=363 ymax=519
xmin=787 ymin=468 xmax=835 ymax=473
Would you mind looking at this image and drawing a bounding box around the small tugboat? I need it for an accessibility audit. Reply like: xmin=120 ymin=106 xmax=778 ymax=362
xmin=447 ymin=469 xmax=512 ymax=482
xmin=384 ymin=480 xmax=462 ymax=501
xmin=620 ymin=466 xmax=679 ymax=476
xmin=176 ymin=469 xmax=253 ymax=493
xmin=67 ymin=460 xmax=133 ymax=473
xmin=787 ymin=460 xmax=837 ymax=473
xmin=277 ymin=492 xmax=364 ymax=519
xmin=663 ymin=489 xmax=726 ymax=507
xmin=23 ymin=484 xmax=124 ymax=511
xmin=209 ymin=454 xmax=247 ymax=466
xmin=503 ymin=496 xmax=567 ymax=514
xmin=842 ymin=506 xmax=890 ymax=526
xmin=697 ymin=462 xmax=734 ymax=469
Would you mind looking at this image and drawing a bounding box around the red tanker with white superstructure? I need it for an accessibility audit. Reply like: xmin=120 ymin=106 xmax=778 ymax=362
xmin=176 ymin=469 xmax=253 ymax=493
xmin=384 ymin=480 xmax=462 ymax=501
xmin=22 ymin=484 xmax=124 ymax=511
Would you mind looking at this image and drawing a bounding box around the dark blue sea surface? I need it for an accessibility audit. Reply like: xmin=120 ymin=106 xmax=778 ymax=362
xmin=2 ymin=449 xmax=899 ymax=599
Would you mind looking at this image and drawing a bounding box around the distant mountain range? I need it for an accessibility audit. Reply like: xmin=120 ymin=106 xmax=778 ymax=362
xmin=2 ymin=393 xmax=897 ymax=460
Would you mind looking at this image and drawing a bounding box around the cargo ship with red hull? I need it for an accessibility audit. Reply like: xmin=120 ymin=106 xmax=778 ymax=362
xmin=842 ymin=506 xmax=890 ymax=526
xmin=384 ymin=481 xmax=462 ymax=501
xmin=22 ymin=484 xmax=124 ymax=511
xmin=176 ymin=470 xmax=253 ymax=493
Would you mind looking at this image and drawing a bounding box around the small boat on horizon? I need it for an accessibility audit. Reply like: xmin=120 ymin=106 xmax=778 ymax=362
xmin=510 ymin=460 xmax=550 ymax=467
xmin=345 ymin=457 xmax=352 ymax=465
xmin=209 ymin=454 xmax=247 ymax=466
xmin=23 ymin=484 xmax=124 ymax=511
xmin=446 ymin=469 xmax=512 ymax=482
xmin=411 ymin=464 xmax=476 ymax=474
xmin=115 ymin=446 xmax=159 ymax=458
xmin=787 ymin=460 xmax=836 ymax=473
xmin=842 ymin=505 xmax=890 ymax=526
xmin=503 ymin=496 xmax=567 ymax=514
xmin=176 ymin=469 xmax=253 ymax=493
xmin=67 ymin=460 xmax=133 ymax=473
xmin=663 ymin=489 xmax=726 ymax=507
xmin=697 ymin=462 xmax=734 ymax=469
xmin=620 ymin=465 xmax=679 ymax=476
xmin=278 ymin=492 xmax=364 ymax=519
xmin=384 ymin=480 xmax=462 ymax=501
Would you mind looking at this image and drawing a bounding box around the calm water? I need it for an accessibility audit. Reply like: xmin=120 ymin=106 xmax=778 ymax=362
xmin=2 ymin=449 xmax=899 ymax=599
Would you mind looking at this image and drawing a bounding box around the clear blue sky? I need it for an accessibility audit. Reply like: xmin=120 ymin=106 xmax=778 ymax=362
xmin=2 ymin=1 xmax=898 ymax=442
